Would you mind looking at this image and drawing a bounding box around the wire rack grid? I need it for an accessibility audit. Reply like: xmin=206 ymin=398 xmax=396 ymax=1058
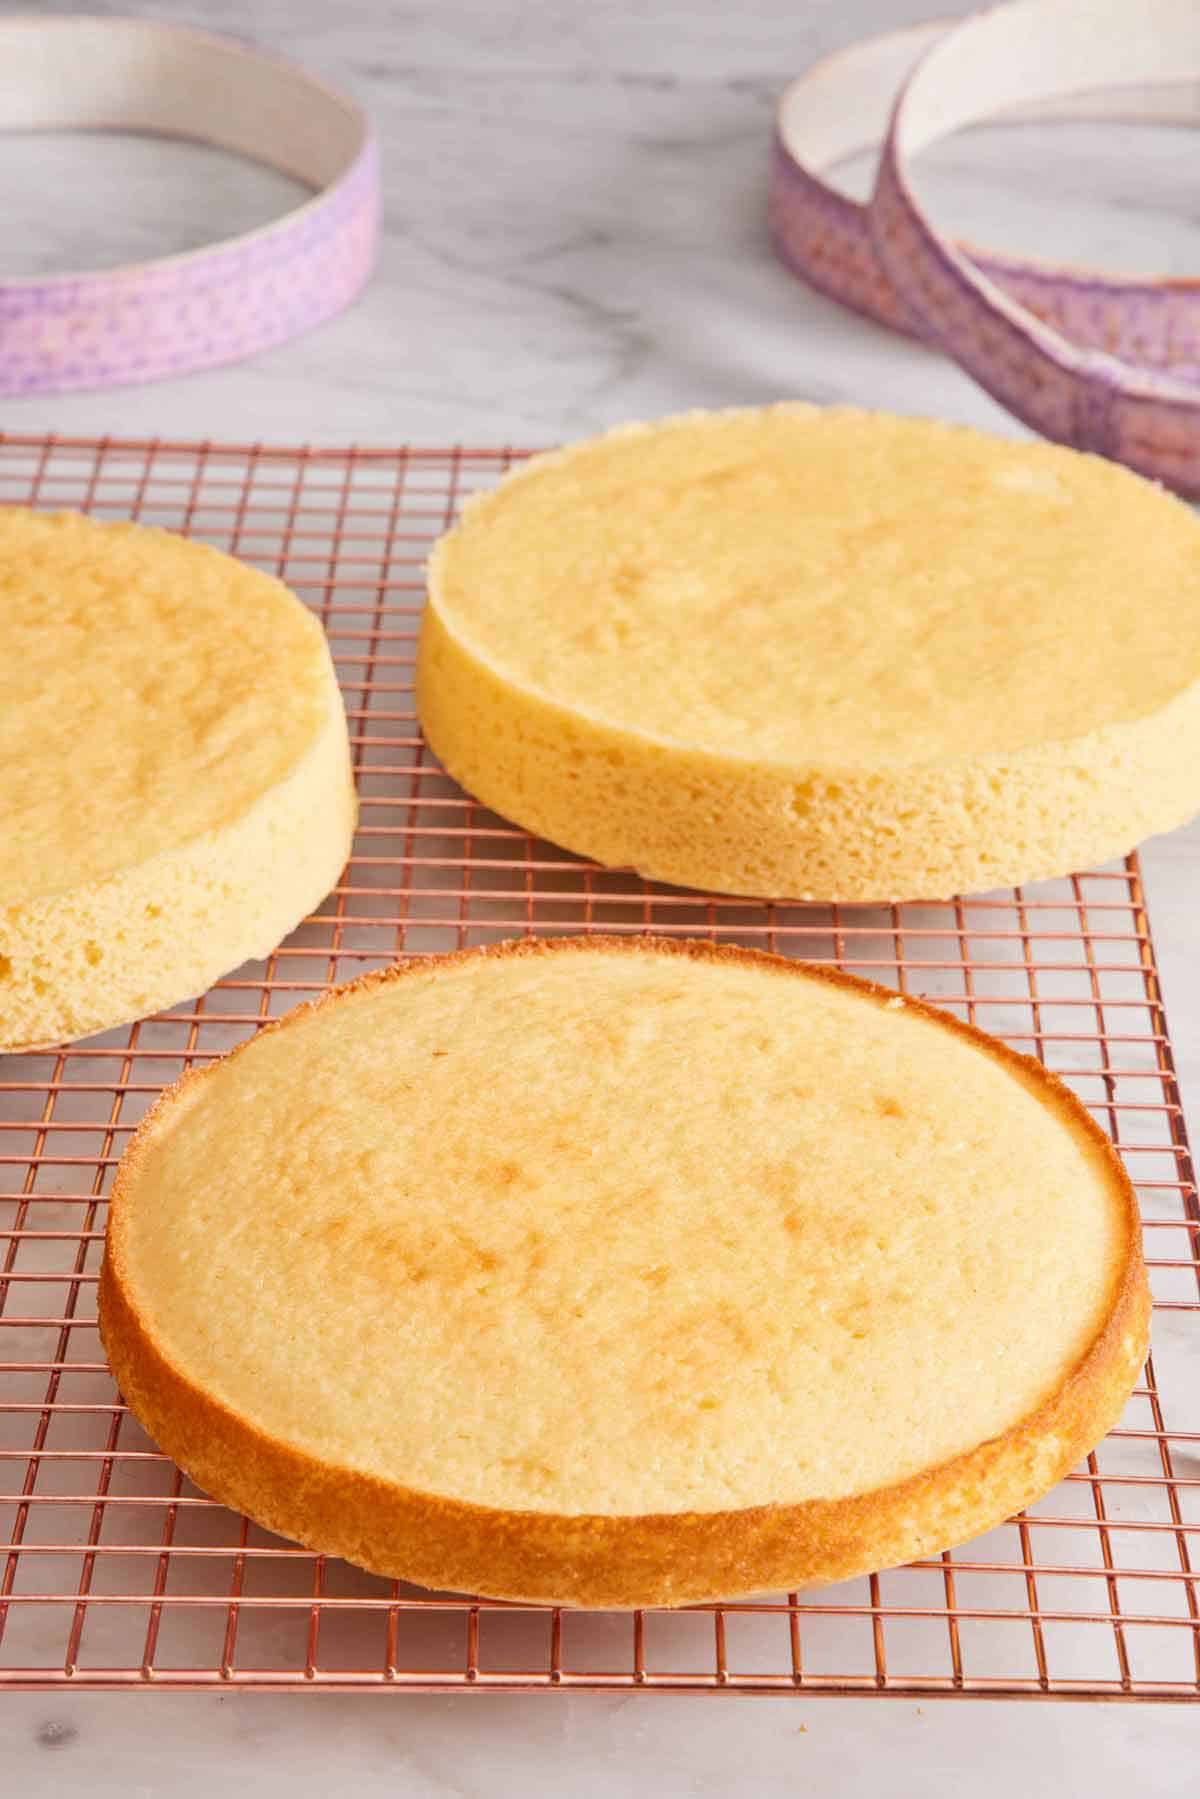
xmin=0 ymin=431 xmax=1197 ymax=1700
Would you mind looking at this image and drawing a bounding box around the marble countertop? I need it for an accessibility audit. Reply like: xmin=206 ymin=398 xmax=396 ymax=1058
xmin=6 ymin=0 xmax=1199 ymax=1789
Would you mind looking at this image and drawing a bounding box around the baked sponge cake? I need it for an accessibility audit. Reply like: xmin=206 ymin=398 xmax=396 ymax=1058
xmin=0 ymin=509 xmax=356 ymax=1051
xmin=417 ymin=407 xmax=1200 ymax=900
xmin=100 ymin=937 xmax=1148 ymax=1608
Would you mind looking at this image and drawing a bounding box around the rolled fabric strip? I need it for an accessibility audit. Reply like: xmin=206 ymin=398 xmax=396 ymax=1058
xmin=771 ymin=1 xmax=1200 ymax=494
xmin=0 ymin=16 xmax=380 ymax=394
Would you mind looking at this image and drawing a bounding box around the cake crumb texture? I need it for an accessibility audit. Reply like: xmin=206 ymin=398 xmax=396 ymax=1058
xmin=101 ymin=937 xmax=1148 ymax=1606
xmin=0 ymin=509 xmax=357 ymax=1049
xmin=418 ymin=407 xmax=1200 ymax=899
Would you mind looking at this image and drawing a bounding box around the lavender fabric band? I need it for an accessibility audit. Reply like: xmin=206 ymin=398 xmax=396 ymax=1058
xmin=771 ymin=1 xmax=1200 ymax=496
xmin=1 ymin=17 xmax=380 ymax=395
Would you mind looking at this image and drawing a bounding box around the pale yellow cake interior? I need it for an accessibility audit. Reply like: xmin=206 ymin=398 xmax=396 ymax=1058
xmin=430 ymin=408 xmax=1200 ymax=765
xmin=2 ymin=510 xmax=333 ymax=906
xmin=420 ymin=407 xmax=1200 ymax=901
xmin=0 ymin=509 xmax=356 ymax=1050
xmin=117 ymin=945 xmax=1125 ymax=1517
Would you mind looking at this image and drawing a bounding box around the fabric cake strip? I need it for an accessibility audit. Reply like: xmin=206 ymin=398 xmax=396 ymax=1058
xmin=0 ymin=18 xmax=381 ymax=395
xmin=771 ymin=1 xmax=1200 ymax=495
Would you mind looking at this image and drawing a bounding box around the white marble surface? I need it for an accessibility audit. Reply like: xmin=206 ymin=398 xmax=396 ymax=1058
xmin=5 ymin=0 xmax=1200 ymax=1787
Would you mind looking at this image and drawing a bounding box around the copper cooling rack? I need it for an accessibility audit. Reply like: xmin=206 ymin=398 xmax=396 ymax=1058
xmin=1 ymin=433 xmax=1198 ymax=1699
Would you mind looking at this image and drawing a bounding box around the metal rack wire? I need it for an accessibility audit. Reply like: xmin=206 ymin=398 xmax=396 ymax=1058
xmin=0 ymin=433 xmax=1197 ymax=1698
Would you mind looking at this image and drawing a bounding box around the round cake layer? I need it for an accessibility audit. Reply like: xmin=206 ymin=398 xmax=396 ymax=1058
xmin=0 ymin=510 xmax=357 ymax=1049
xmin=418 ymin=406 xmax=1200 ymax=899
xmin=101 ymin=938 xmax=1148 ymax=1607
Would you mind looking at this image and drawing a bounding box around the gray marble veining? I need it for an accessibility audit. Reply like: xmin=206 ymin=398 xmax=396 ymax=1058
xmin=4 ymin=0 xmax=1199 ymax=1789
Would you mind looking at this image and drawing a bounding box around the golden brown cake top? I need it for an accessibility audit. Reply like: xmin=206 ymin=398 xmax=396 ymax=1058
xmin=109 ymin=940 xmax=1137 ymax=1519
xmin=2 ymin=509 xmax=334 ymax=905
xmin=430 ymin=407 xmax=1200 ymax=767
